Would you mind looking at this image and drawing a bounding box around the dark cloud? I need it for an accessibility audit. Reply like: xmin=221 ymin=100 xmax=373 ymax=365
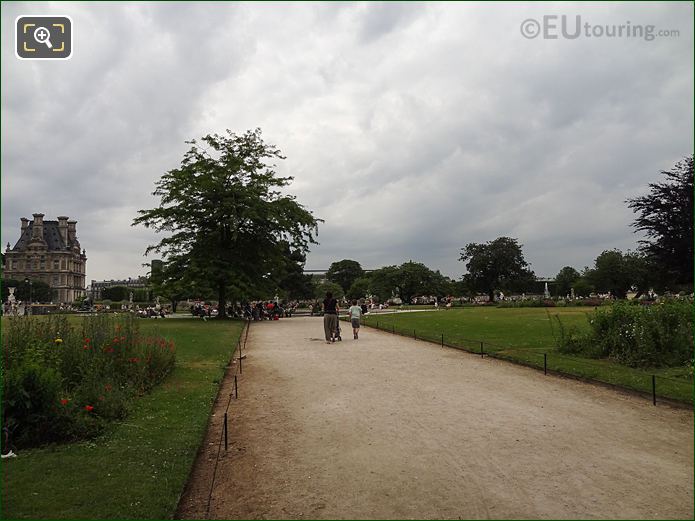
xmin=2 ymin=2 xmax=693 ymax=285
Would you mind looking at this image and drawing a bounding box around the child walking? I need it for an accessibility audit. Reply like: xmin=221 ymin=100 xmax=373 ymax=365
xmin=348 ymin=299 xmax=362 ymax=339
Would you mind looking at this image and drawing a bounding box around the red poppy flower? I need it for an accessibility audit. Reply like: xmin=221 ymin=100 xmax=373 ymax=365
xmin=85 ymin=405 xmax=94 ymax=412
xmin=84 ymin=338 xmax=91 ymax=343
xmin=104 ymin=384 xmax=112 ymax=392
xmin=60 ymin=399 xmax=69 ymax=405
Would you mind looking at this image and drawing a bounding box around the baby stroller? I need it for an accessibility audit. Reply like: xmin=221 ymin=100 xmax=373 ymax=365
xmin=334 ymin=318 xmax=342 ymax=342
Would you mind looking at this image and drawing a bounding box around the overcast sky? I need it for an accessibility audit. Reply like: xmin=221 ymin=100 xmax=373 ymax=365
xmin=2 ymin=1 xmax=693 ymax=284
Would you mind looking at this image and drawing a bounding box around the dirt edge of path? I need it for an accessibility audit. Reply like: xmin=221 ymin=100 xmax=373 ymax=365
xmin=174 ymin=325 xmax=247 ymax=519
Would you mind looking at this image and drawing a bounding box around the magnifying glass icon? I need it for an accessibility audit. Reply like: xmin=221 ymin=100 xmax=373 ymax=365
xmin=33 ymin=26 xmax=53 ymax=49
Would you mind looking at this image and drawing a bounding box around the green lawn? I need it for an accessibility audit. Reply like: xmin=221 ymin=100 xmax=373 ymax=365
xmin=2 ymin=317 xmax=245 ymax=519
xmin=359 ymin=308 xmax=693 ymax=404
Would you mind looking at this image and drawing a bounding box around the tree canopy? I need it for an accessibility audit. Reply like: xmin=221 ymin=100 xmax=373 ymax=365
xmin=326 ymin=259 xmax=364 ymax=293
xmin=133 ymin=129 xmax=320 ymax=317
xmin=459 ymin=237 xmax=535 ymax=301
xmin=1 ymin=278 xmax=53 ymax=303
xmin=554 ymin=266 xmax=580 ymax=296
xmin=584 ymin=249 xmax=651 ymax=299
xmin=627 ymin=155 xmax=693 ymax=289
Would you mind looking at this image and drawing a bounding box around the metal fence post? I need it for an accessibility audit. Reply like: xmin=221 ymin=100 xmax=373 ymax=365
xmin=480 ymin=342 xmax=484 ymax=357
xmin=441 ymin=333 xmax=444 ymax=347
xmin=234 ymin=374 xmax=238 ymax=399
xmin=652 ymin=375 xmax=656 ymax=406
xmin=224 ymin=412 xmax=228 ymax=451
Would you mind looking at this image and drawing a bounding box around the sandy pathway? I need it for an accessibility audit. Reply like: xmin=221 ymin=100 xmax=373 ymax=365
xmin=176 ymin=316 xmax=693 ymax=520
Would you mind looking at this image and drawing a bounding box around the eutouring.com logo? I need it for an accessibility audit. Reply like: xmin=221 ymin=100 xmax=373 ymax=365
xmin=520 ymin=15 xmax=680 ymax=41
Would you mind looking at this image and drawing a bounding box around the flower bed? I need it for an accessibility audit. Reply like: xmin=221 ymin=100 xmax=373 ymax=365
xmin=2 ymin=314 xmax=175 ymax=449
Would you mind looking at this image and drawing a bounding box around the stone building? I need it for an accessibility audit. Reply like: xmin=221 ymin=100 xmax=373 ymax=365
xmin=90 ymin=277 xmax=149 ymax=301
xmin=4 ymin=213 xmax=87 ymax=303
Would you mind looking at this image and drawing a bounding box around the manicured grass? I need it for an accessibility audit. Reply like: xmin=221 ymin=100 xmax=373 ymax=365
xmin=2 ymin=318 xmax=245 ymax=519
xmin=359 ymin=308 xmax=693 ymax=404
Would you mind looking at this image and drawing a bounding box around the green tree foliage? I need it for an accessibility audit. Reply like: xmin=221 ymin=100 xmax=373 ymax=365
xmin=274 ymin=245 xmax=315 ymax=300
xmin=347 ymin=276 xmax=371 ymax=300
xmin=585 ymin=250 xmax=650 ymax=299
xmin=350 ymin=262 xmax=451 ymax=303
xmin=571 ymin=277 xmax=593 ymax=298
xmin=133 ymin=129 xmax=320 ymax=318
xmin=367 ymin=266 xmax=398 ymax=302
xmin=459 ymin=237 xmax=535 ymax=301
xmin=392 ymin=261 xmax=443 ymax=303
xmin=101 ymin=286 xmax=129 ymax=302
xmin=555 ymin=266 xmax=580 ymax=296
xmin=326 ymin=259 xmax=364 ymax=293
xmin=314 ymin=280 xmax=344 ymax=300
xmin=2 ymin=279 xmax=53 ymax=303
xmin=627 ymin=155 xmax=694 ymax=289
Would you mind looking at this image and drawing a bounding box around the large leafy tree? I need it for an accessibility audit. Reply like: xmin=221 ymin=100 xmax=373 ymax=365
xmin=347 ymin=276 xmax=371 ymax=300
xmin=627 ymin=155 xmax=693 ymax=289
xmin=314 ymin=280 xmax=344 ymax=300
xmin=554 ymin=266 xmax=580 ymax=296
xmin=367 ymin=266 xmax=399 ymax=302
xmin=133 ymin=129 xmax=320 ymax=318
xmin=585 ymin=249 xmax=651 ymax=298
xmin=1 ymin=278 xmax=53 ymax=303
xmin=273 ymin=245 xmax=315 ymax=300
xmin=392 ymin=261 xmax=443 ymax=303
xmin=459 ymin=237 xmax=535 ymax=302
xmin=326 ymin=259 xmax=364 ymax=293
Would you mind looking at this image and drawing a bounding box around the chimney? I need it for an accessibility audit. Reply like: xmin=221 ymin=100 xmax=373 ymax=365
xmin=67 ymin=220 xmax=77 ymax=244
xmin=57 ymin=216 xmax=69 ymax=245
xmin=21 ymin=217 xmax=29 ymax=235
xmin=31 ymin=213 xmax=44 ymax=241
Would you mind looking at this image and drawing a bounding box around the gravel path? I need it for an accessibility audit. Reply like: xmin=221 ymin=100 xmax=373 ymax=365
xmin=176 ymin=316 xmax=693 ymax=520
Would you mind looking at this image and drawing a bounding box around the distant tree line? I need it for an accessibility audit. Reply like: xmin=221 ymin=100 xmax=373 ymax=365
xmin=126 ymin=127 xmax=690 ymax=314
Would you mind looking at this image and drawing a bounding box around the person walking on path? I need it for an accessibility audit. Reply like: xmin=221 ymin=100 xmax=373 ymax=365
xmin=348 ymin=299 xmax=362 ymax=339
xmin=323 ymin=292 xmax=339 ymax=344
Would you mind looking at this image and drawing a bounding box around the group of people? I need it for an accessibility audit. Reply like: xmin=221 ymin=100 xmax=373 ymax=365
xmin=247 ymin=300 xmax=298 ymax=320
xmin=321 ymin=292 xmax=366 ymax=344
xmin=136 ymin=305 xmax=168 ymax=318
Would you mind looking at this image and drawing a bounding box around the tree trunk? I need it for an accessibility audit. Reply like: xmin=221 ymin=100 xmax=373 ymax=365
xmin=488 ymin=289 xmax=495 ymax=303
xmin=217 ymin=284 xmax=227 ymax=319
xmin=171 ymin=299 xmax=178 ymax=313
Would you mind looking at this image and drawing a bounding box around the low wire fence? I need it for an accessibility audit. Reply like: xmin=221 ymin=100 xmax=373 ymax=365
xmin=205 ymin=319 xmax=250 ymax=517
xmin=354 ymin=315 xmax=693 ymax=406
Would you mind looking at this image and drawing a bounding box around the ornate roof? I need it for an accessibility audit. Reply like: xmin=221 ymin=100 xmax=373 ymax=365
xmin=12 ymin=221 xmax=75 ymax=251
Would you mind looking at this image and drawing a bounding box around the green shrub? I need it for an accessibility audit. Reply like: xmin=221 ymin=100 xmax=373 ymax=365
xmin=553 ymin=300 xmax=693 ymax=368
xmin=2 ymin=314 xmax=176 ymax=449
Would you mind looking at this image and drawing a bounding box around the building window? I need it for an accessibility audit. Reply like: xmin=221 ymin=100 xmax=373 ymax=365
xmin=53 ymin=275 xmax=59 ymax=285
xmin=61 ymin=259 xmax=66 ymax=270
xmin=53 ymin=260 xmax=59 ymax=270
